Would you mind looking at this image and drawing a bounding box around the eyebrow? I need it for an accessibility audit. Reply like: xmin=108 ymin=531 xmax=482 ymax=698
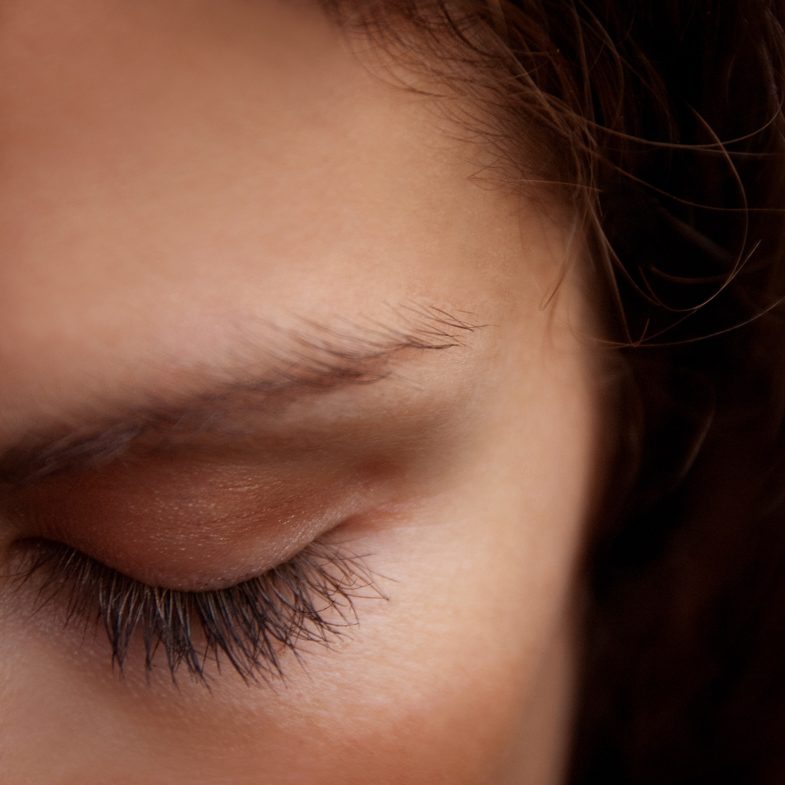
xmin=0 ymin=304 xmax=480 ymax=485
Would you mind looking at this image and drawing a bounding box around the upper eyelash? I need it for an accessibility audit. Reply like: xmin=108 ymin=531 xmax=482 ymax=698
xmin=11 ymin=538 xmax=385 ymax=685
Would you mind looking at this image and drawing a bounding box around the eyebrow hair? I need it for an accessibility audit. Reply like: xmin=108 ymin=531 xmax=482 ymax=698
xmin=0 ymin=304 xmax=480 ymax=485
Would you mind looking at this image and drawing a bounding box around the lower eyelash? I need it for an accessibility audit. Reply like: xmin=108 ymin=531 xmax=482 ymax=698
xmin=10 ymin=538 xmax=384 ymax=685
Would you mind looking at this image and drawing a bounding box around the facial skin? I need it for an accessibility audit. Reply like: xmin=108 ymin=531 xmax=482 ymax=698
xmin=0 ymin=1 xmax=599 ymax=783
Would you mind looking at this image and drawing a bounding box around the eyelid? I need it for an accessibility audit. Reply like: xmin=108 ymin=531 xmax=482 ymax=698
xmin=4 ymin=452 xmax=390 ymax=591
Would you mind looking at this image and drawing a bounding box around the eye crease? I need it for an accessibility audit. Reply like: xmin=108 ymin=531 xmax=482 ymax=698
xmin=4 ymin=453 xmax=383 ymax=591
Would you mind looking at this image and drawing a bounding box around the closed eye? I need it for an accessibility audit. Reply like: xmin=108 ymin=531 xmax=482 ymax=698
xmin=8 ymin=537 xmax=385 ymax=685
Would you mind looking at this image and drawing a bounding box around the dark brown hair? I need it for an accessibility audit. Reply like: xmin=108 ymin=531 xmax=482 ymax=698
xmin=325 ymin=1 xmax=785 ymax=781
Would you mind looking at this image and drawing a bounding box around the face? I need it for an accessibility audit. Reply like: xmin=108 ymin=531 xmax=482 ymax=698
xmin=0 ymin=1 xmax=599 ymax=783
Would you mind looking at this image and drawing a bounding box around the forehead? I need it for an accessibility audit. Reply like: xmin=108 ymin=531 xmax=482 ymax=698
xmin=0 ymin=0 xmax=569 ymax=429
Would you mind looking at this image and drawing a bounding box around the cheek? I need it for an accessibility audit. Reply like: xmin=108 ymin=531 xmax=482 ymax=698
xmin=0 ymin=621 xmax=562 ymax=785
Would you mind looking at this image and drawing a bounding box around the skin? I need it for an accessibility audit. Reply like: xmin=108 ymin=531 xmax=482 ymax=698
xmin=0 ymin=1 xmax=600 ymax=783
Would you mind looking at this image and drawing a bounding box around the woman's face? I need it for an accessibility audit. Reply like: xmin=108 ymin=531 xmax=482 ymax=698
xmin=0 ymin=1 xmax=599 ymax=783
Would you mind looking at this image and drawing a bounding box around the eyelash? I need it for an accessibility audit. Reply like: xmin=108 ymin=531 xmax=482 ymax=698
xmin=11 ymin=538 xmax=383 ymax=685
